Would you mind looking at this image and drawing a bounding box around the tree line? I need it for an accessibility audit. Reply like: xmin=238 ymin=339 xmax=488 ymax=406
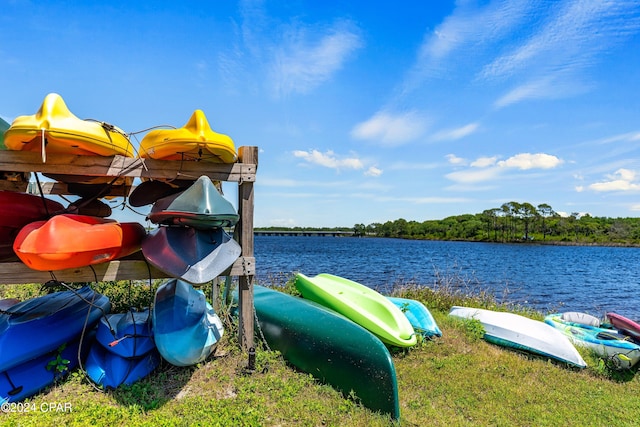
xmin=351 ymin=201 xmax=640 ymax=245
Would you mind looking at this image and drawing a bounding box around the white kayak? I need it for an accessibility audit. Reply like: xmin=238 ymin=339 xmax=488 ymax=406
xmin=449 ymin=306 xmax=586 ymax=368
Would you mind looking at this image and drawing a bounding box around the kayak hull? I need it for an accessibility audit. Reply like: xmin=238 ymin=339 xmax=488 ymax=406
xmin=142 ymin=226 xmax=240 ymax=284
xmin=0 ymin=286 xmax=110 ymax=372
xmin=95 ymin=311 xmax=155 ymax=358
xmin=387 ymin=296 xmax=442 ymax=338
xmin=607 ymin=312 xmax=640 ymax=343
xmin=148 ymin=175 xmax=239 ymax=228
xmin=4 ymin=93 xmax=134 ymax=157
xmin=13 ymin=214 xmax=146 ymax=271
xmin=1 ymin=334 xmax=93 ymax=403
xmin=85 ymin=344 xmax=160 ymax=389
xmin=449 ymin=306 xmax=586 ymax=368
xmin=295 ymin=273 xmax=417 ymax=347
xmin=153 ymin=279 xmax=224 ymax=366
xmin=234 ymin=285 xmax=400 ymax=420
xmin=0 ymin=191 xmax=65 ymax=260
xmin=545 ymin=313 xmax=640 ymax=369
xmin=139 ymin=110 xmax=237 ymax=163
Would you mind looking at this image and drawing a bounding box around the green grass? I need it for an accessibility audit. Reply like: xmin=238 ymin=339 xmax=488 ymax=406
xmin=2 ymin=277 xmax=640 ymax=426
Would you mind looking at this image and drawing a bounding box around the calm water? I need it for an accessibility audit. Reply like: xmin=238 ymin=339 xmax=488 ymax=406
xmin=254 ymin=235 xmax=640 ymax=318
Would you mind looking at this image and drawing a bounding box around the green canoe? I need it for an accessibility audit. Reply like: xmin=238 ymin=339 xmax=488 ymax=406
xmin=295 ymin=273 xmax=417 ymax=348
xmin=234 ymin=285 xmax=400 ymax=420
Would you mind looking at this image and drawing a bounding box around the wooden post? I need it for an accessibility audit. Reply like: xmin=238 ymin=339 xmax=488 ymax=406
xmin=237 ymin=146 xmax=257 ymax=350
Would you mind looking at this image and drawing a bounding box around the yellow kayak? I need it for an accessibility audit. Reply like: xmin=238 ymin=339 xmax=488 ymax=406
xmin=4 ymin=93 xmax=134 ymax=157
xmin=138 ymin=110 xmax=237 ymax=163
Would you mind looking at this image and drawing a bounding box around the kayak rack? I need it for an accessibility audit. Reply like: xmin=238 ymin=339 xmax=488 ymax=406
xmin=0 ymin=146 xmax=258 ymax=351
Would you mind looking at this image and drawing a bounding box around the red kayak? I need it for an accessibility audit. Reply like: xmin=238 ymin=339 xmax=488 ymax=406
xmin=0 ymin=191 xmax=64 ymax=260
xmin=607 ymin=312 xmax=640 ymax=343
xmin=13 ymin=214 xmax=146 ymax=271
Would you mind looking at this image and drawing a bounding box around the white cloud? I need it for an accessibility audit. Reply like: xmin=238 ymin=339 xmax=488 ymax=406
xmin=497 ymin=153 xmax=563 ymax=170
xmin=364 ymin=166 xmax=383 ymax=177
xmin=351 ymin=110 xmax=430 ymax=145
xmin=470 ymin=156 xmax=498 ymax=168
xmin=432 ymin=122 xmax=479 ymax=141
xmin=293 ymin=149 xmax=372 ymax=174
xmin=446 ymin=152 xmax=563 ymax=184
xmin=446 ymin=154 xmax=466 ymax=165
xmin=588 ymin=168 xmax=640 ymax=192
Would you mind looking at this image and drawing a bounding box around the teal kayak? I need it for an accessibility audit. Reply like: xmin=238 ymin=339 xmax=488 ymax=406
xmin=148 ymin=175 xmax=239 ymax=228
xmin=545 ymin=313 xmax=640 ymax=369
xmin=233 ymin=285 xmax=400 ymax=420
xmin=153 ymin=279 xmax=224 ymax=366
xmin=387 ymin=296 xmax=442 ymax=338
xmin=295 ymin=273 xmax=416 ymax=348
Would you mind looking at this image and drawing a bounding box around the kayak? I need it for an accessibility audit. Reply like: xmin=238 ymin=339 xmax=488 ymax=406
xmin=607 ymin=312 xmax=640 ymax=343
xmin=0 ymin=285 xmax=110 ymax=372
xmin=139 ymin=109 xmax=237 ymax=163
xmin=95 ymin=310 xmax=156 ymax=358
xmin=1 ymin=333 xmax=94 ymax=403
xmin=294 ymin=273 xmax=417 ymax=348
xmin=13 ymin=214 xmax=146 ymax=271
xmin=142 ymin=226 xmax=241 ymax=284
xmin=387 ymin=296 xmax=442 ymax=338
xmin=3 ymin=93 xmax=134 ymax=157
xmin=148 ymin=175 xmax=239 ymax=228
xmin=545 ymin=313 xmax=640 ymax=369
xmin=233 ymin=285 xmax=400 ymax=420
xmin=0 ymin=191 xmax=65 ymax=260
xmin=0 ymin=298 xmax=20 ymax=311
xmin=85 ymin=344 xmax=160 ymax=389
xmin=449 ymin=306 xmax=586 ymax=368
xmin=85 ymin=309 xmax=159 ymax=388
xmin=153 ymin=279 xmax=224 ymax=366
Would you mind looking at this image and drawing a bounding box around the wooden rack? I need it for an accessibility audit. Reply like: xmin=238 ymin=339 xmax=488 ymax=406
xmin=0 ymin=146 xmax=257 ymax=350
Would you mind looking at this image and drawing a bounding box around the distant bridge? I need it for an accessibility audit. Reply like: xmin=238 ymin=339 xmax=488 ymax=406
xmin=254 ymin=230 xmax=354 ymax=237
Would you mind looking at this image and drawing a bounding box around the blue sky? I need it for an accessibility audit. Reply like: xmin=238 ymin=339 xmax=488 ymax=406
xmin=2 ymin=0 xmax=640 ymax=227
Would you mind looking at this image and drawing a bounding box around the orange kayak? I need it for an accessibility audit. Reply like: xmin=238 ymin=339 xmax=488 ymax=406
xmin=13 ymin=214 xmax=146 ymax=271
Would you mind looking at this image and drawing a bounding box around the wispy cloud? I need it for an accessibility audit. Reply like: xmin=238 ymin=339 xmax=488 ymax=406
xmin=402 ymin=1 xmax=640 ymax=107
xmin=446 ymin=152 xmax=564 ymax=184
xmin=350 ymin=110 xmax=430 ymax=146
xmin=222 ymin=2 xmax=363 ymax=98
xmin=432 ymin=122 xmax=479 ymax=141
xmin=405 ymin=0 xmax=532 ymax=90
xmin=270 ymin=20 xmax=363 ymax=97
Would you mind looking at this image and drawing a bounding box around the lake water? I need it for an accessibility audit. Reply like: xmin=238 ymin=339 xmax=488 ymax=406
xmin=254 ymin=235 xmax=640 ymax=319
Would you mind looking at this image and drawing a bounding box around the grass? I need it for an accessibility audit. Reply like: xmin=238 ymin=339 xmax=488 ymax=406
xmin=2 ymin=274 xmax=640 ymax=426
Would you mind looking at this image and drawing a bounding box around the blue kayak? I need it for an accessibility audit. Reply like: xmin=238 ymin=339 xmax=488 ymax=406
xmin=1 ymin=333 xmax=94 ymax=403
xmin=387 ymin=296 xmax=442 ymax=339
xmin=545 ymin=313 xmax=640 ymax=369
xmin=153 ymin=279 xmax=224 ymax=366
xmin=0 ymin=286 xmax=110 ymax=372
xmin=85 ymin=344 xmax=160 ymax=389
xmin=96 ymin=310 xmax=155 ymax=358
